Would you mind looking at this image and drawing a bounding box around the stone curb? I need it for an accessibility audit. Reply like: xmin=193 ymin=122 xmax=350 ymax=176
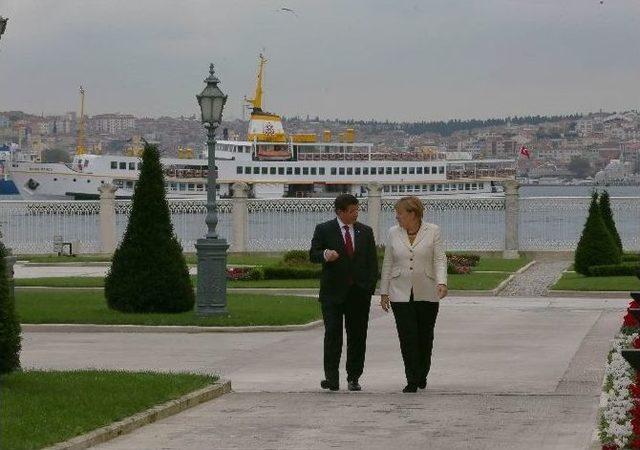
xmin=492 ymin=260 xmax=537 ymax=295
xmin=22 ymin=320 xmax=324 ymax=333
xmin=43 ymin=380 xmax=231 ymax=450
xmin=547 ymin=290 xmax=632 ymax=299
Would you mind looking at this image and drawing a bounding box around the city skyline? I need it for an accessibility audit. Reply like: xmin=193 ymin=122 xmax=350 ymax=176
xmin=1 ymin=0 xmax=639 ymax=122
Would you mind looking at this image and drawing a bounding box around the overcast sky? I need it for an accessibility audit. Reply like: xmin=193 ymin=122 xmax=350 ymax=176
xmin=1 ymin=0 xmax=639 ymax=121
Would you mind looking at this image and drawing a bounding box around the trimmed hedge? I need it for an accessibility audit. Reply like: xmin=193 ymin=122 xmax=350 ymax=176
xmin=283 ymin=250 xmax=310 ymax=265
xmin=588 ymin=262 xmax=640 ymax=277
xmin=0 ymin=243 xmax=21 ymax=374
xmin=622 ymin=253 xmax=640 ymax=262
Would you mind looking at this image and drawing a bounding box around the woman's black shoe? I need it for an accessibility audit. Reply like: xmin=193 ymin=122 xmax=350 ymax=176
xmin=403 ymin=384 xmax=418 ymax=393
xmin=418 ymin=380 xmax=427 ymax=389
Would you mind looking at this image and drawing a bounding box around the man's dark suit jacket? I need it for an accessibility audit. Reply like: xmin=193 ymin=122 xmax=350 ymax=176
xmin=309 ymin=218 xmax=379 ymax=303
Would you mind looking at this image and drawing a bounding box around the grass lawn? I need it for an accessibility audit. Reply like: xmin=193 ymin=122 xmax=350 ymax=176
xmin=1 ymin=370 xmax=216 ymax=450
xmin=473 ymin=257 xmax=530 ymax=272
xmin=18 ymin=253 xmax=284 ymax=267
xmin=551 ymin=272 xmax=640 ymax=291
xmin=448 ymin=272 xmax=511 ymax=290
xmin=16 ymin=289 xmax=321 ymax=326
xmin=15 ymin=276 xmax=321 ymax=289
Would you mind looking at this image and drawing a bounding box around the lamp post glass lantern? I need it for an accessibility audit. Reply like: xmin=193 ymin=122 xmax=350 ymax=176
xmin=195 ymin=63 xmax=229 ymax=316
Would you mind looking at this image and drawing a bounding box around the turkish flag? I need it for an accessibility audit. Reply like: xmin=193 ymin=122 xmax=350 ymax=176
xmin=520 ymin=146 xmax=530 ymax=158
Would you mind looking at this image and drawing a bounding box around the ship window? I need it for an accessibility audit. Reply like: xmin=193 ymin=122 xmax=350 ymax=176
xmin=479 ymin=182 xmax=484 ymax=188
xmin=391 ymin=185 xmax=398 ymax=193
xmin=424 ymin=167 xmax=430 ymax=174
xmin=430 ymin=185 xmax=435 ymax=191
xmin=319 ymin=167 xmax=325 ymax=175
xmin=414 ymin=185 xmax=420 ymax=190
xmin=294 ymin=167 xmax=301 ymax=175
xmin=73 ymin=178 xmax=77 ymax=182
xmin=111 ymin=161 xmax=117 ymax=169
xmin=245 ymin=167 xmax=251 ymax=174
xmin=179 ymin=183 xmax=186 ymax=191
xmin=310 ymin=167 xmax=317 ymax=175
xmin=303 ymin=167 xmax=309 ymax=175
xmin=472 ymin=183 xmax=477 ymax=189
xmin=459 ymin=183 xmax=464 ymax=190
xmin=126 ymin=181 xmax=133 ymax=189
xmin=171 ymin=182 xmax=177 ymax=190
xmin=436 ymin=184 xmax=442 ymax=191
xmin=287 ymin=167 xmax=293 ymax=175
xmin=119 ymin=162 xmax=126 ymax=170
xmin=253 ymin=167 xmax=259 ymax=174
xmin=401 ymin=167 xmax=407 ymax=175
xmin=188 ymin=183 xmax=195 ymax=191
xmin=465 ymin=183 xmax=470 ymax=190
xmin=439 ymin=166 xmax=445 ymax=174
xmin=346 ymin=168 xmax=352 ymax=175
xmin=383 ymin=185 xmax=390 ymax=192
xmin=394 ymin=167 xmax=400 ymax=175
xmin=331 ymin=167 xmax=337 ymax=175
xmin=355 ymin=167 xmax=360 ymax=175
xmin=101 ymin=180 xmax=104 ymax=184
xmin=87 ymin=179 xmax=91 ymax=183
xmin=197 ymin=184 xmax=204 ymax=191
xmin=369 ymin=167 xmax=375 ymax=175
xmin=339 ymin=168 xmax=345 ymax=175
xmin=409 ymin=167 xmax=415 ymax=174
xmin=278 ymin=167 xmax=284 ymax=175
xmin=237 ymin=167 xmax=243 ymax=174
xmin=444 ymin=184 xmax=450 ymax=191
xmin=270 ymin=167 xmax=277 ymax=175
xmin=416 ymin=167 xmax=423 ymax=174
xmin=129 ymin=162 xmax=135 ymax=170
xmin=399 ymin=185 xmax=405 ymax=192
xmin=386 ymin=167 xmax=392 ymax=175
xmin=261 ymin=167 xmax=268 ymax=175
xmin=53 ymin=178 xmax=58 ymax=181
xmin=363 ymin=168 xmax=368 ymax=175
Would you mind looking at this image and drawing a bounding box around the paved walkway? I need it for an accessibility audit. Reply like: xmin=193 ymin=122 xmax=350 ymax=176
xmin=498 ymin=260 xmax=572 ymax=297
xmin=22 ymin=295 xmax=627 ymax=449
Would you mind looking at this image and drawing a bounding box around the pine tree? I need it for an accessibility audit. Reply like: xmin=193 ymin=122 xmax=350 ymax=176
xmin=105 ymin=143 xmax=194 ymax=313
xmin=0 ymin=242 xmax=21 ymax=374
xmin=574 ymin=192 xmax=621 ymax=276
xmin=599 ymin=190 xmax=623 ymax=256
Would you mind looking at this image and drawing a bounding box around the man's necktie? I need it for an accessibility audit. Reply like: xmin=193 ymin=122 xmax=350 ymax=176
xmin=343 ymin=225 xmax=354 ymax=257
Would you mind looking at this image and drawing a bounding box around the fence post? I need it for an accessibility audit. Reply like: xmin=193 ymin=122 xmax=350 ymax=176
xmin=367 ymin=182 xmax=382 ymax=244
xmin=503 ymin=179 xmax=520 ymax=259
xmin=98 ymin=184 xmax=118 ymax=254
xmin=231 ymin=182 xmax=249 ymax=252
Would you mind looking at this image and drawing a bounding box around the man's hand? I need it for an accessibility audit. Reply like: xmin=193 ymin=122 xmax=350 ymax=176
xmin=437 ymin=284 xmax=448 ymax=299
xmin=380 ymin=294 xmax=390 ymax=313
xmin=325 ymin=250 xmax=339 ymax=262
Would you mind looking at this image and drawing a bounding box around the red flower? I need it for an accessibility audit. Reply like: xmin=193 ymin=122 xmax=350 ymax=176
xmin=625 ymin=312 xmax=639 ymax=328
xmin=631 ymin=300 xmax=640 ymax=309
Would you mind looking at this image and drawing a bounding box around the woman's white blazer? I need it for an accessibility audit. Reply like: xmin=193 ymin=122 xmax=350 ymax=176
xmin=380 ymin=223 xmax=447 ymax=302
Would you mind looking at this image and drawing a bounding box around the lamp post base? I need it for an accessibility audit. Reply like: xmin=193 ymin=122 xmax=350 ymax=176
xmin=195 ymin=237 xmax=229 ymax=316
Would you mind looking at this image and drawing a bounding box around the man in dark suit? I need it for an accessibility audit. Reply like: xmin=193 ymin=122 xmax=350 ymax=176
xmin=309 ymin=194 xmax=379 ymax=391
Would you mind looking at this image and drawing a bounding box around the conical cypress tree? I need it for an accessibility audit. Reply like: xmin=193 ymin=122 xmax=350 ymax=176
xmin=0 ymin=242 xmax=21 ymax=374
xmin=105 ymin=143 xmax=194 ymax=313
xmin=574 ymin=192 xmax=621 ymax=276
xmin=599 ymin=190 xmax=623 ymax=256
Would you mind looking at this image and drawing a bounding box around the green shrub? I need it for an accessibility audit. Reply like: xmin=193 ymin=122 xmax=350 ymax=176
xmin=0 ymin=244 xmax=21 ymax=374
xmin=599 ymin=191 xmax=623 ymax=255
xmin=622 ymin=253 xmax=640 ymax=262
xmin=105 ymin=143 xmax=194 ymax=313
xmin=588 ymin=262 xmax=640 ymax=277
xmin=574 ymin=192 xmax=621 ymax=276
xmin=263 ymin=265 xmax=321 ymax=279
xmin=283 ymin=250 xmax=310 ymax=265
xmin=447 ymin=253 xmax=480 ymax=267
xmin=245 ymin=267 xmax=265 ymax=280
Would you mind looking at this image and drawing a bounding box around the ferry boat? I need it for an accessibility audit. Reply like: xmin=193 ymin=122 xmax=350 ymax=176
xmin=8 ymin=55 xmax=515 ymax=200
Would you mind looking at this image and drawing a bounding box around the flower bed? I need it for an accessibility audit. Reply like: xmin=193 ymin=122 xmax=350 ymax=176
xmin=599 ymin=300 xmax=640 ymax=449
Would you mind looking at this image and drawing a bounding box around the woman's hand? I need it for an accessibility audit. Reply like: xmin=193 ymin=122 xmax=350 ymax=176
xmin=437 ymin=284 xmax=448 ymax=299
xmin=380 ymin=294 xmax=390 ymax=313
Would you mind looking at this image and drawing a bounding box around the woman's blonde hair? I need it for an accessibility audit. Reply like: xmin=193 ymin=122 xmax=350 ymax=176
xmin=394 ymin=196 xmax=424 ymax=219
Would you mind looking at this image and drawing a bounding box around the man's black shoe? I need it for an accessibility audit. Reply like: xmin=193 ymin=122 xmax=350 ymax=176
xmin=321 ymin=380 xmax=339 ymax=391
xmin=347 ymin=380 xmax=361 ymax=391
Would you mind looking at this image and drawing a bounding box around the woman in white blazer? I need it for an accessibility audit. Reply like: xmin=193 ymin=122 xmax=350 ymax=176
xmin=379 ymin=196 xmax=448 ymax=393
